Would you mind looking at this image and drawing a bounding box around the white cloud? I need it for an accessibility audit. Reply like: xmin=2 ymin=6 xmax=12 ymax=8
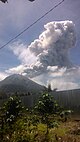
xmin=6 ymin=65 xmax=80 ymax=91
xmin=9 ymin=20 xmax=76 ymax=77
xmin=6 ymin=65 xmax=27 ymax=75
xmin=0 ymin=72 xmax=7 ymax=81
xmin=9 ymin=42 xmax=37 ymax=65
xmin=51 ymin=79 xmax=79 ymax=91
xmin=31 ymin=67 xmax=80 ymax=91
xmin=6 ymin=20 xmax=80 ymax=91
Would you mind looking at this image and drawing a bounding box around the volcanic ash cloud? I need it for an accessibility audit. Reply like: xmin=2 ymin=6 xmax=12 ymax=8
xmin=8 ymin=20 xmax=79 ymax=91
xmin=9 ymin=20 xmax=76 ymax=77
xmin=24 ymin=20 xmax=76 ymax=77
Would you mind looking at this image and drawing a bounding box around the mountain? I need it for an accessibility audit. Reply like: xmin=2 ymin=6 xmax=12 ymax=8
xmin=0 ymin=74 xmax=80 ymax=112
xmin=0 ymin=74 xmax=46 ymax=94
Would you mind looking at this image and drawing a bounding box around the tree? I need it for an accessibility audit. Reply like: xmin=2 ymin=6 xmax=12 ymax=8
xmin=34 ymin=93 xmax=60 ymax=140
xmin=47 ymin=83 xmax=52 ymax=92
xmin=35 ymin=93 xmax=59 ymax=115
xmin=3 ymin=96 xmax=23 ymax=124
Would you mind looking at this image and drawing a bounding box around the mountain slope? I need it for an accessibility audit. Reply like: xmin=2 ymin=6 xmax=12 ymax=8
xmin=0 ymin=74 xmax=45 ymax=94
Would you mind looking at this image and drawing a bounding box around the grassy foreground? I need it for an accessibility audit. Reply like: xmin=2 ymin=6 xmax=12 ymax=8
xmin=0 ymin=94 xmax=80 ymax=142
xmin=0 ymin=113 xmax=80 ymax=142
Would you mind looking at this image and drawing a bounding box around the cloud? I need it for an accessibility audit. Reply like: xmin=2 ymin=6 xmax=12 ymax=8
xmin=51 ymin=80 xmax=79 ymax=91
xmin=6 ymin=20 xmax=80 ymax=91
xmin=6 ymin=65 xmax=27 ymax=75
xmin=31 ymin=66 xmax=80 ymax=91
xmin=9 ymin=42 xmax=37 ymax=65
xmin=9 ymin=20 xmax=76 ymax=76
xmin=0 ymin=72 xmax=7 ymax=81
xmin=29 ymin=20 xmax=76 ymax=68
xmin=6 ymin=65 xmax=80 ymax=91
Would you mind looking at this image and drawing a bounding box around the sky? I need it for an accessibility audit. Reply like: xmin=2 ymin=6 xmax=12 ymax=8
xmin=0 ymin=0 xmax=80 ymax=90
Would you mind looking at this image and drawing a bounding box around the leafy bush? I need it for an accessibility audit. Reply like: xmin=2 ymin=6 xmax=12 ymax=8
xmin=1 ymin=96 xmax=23 ymax=126
xmin=35 ymin=93 xmax=60 ymax=115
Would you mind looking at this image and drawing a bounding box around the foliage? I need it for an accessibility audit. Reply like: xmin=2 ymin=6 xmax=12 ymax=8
xmin=60 ymin=110 xmax=72 ymax=122
xmin=3 ymin=96 xmax=23 ymax=124
xmin=0 ymin=92 xmax=74 ymax=142
xmin=35 ymin=93 xmax=60 ymax=115
xmin=34 ymin=93 xmax=61 ymax=140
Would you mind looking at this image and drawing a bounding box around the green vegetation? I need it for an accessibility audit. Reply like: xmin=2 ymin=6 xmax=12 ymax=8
xmin=34 ymin=93 xmax=60 ymax=139
xmin=0 ymin=93 xmax=80 ymax=142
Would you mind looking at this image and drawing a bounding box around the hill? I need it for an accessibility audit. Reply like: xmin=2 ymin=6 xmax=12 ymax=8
xmin=0 ymin=74 xmax=45 ymax=94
